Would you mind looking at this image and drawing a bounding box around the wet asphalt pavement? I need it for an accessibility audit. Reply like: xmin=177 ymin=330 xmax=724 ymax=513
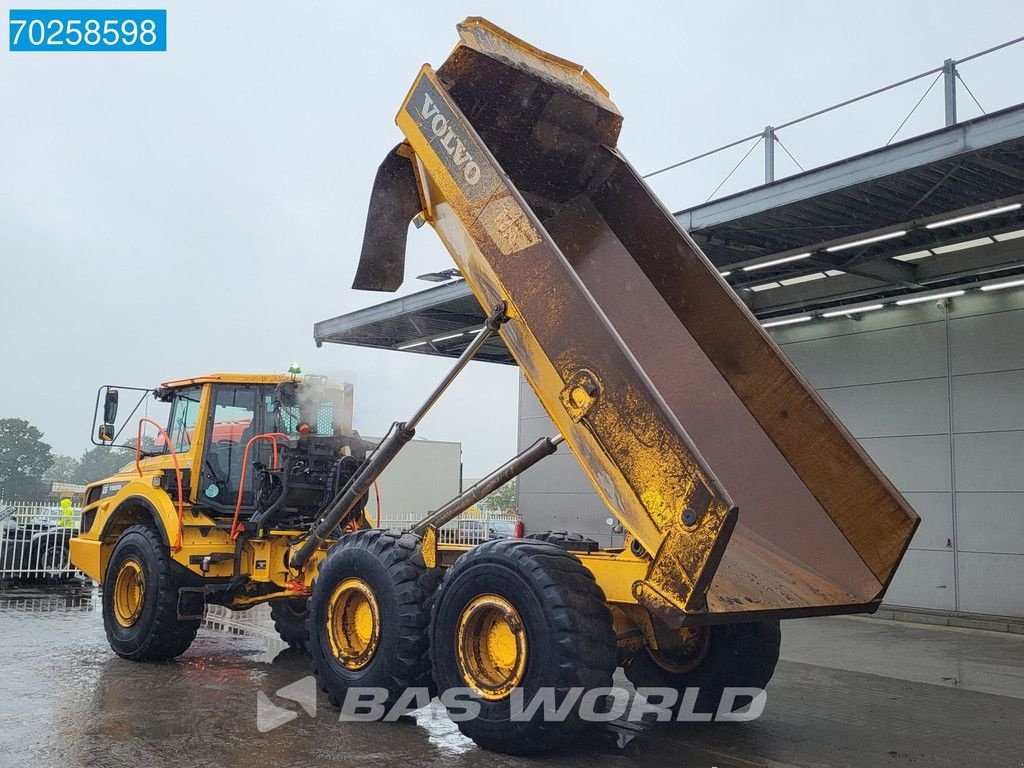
xmin=1 ymin=582 xmax=1022 ymax=768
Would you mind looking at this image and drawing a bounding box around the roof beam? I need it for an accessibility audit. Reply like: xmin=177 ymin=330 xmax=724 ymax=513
xmin=838 ymin=258 xmax=921 ymax=287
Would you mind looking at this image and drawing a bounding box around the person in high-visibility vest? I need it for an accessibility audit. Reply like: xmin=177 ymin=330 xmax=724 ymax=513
xmin=58 ymin=497 xmax=76 ymax=529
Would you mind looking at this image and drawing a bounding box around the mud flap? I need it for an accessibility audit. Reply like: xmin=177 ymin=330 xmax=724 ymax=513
xmin=352 ymin=143 xmax=422 ymax=292
xmin=177 ymin=587 xmax=207 ymax=621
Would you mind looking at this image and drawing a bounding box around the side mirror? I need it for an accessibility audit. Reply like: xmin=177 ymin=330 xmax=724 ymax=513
xmin=104 ymin=388 xmax=119 ymax=423
xmin=100 ymin=388 xmax=118 ymax=442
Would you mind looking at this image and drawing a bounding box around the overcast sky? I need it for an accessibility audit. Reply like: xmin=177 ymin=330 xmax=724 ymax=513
xmin=2 ymin=1 xmax=1022 ymax=476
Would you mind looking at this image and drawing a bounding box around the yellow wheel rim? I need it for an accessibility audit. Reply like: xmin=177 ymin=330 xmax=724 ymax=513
xmin=456 ymin=594 xmax=527 ymax=700
xmin=112 ymin=558 xmax=146 ymax=628
xmin=326 ymin=578 xmax=380 ymax=670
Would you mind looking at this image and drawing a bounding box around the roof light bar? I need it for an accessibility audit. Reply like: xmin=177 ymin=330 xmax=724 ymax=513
xmin=826 ymin=230 xmax=906 ymax=252
xmin=432 ymin=332 xmax=465 ymax=342
xmin=933 ymin=237 xmax=994 ymax=254
xmin=980 ymin=278 xmax=1024 ymax=292
xmin=762 ymin=315 xmax=812 ymax=328
xmin=397 ymin=340 xmax=428 ymax=350
xmin=925 ymin=203 xmax=1022 ymax=229
xmin=742 ymin=253 xmax=811 ymax=272
xmin=893 ymin=250 xmax=932 ymax=262
xmin=994 ymin=229 xmax=1024 ymax=242
xmin=780 ymin=272 xmax=827 ymax=286
xmin=821 ymin=304 xmax=885 ymax=318
xmin=895 ymin=290 xmax=964 ymax=306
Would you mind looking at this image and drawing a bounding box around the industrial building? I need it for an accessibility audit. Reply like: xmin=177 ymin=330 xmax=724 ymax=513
xmin=317 ymin=74 xmax=1024 ymax=620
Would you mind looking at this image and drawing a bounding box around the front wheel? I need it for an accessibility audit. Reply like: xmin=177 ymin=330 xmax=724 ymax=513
xmin=102 ymin=525 xmax=200 ymax=661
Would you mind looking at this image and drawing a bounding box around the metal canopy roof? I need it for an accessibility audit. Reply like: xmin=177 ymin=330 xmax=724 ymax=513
xmin=315 ymin=103 xmax=1024 ymax=364
xmin=314 ymin=281 xmax=514 ymax=363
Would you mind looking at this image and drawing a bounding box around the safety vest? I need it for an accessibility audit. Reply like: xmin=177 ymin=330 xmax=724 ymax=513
xmin=58 ymin=499 xmax=75 ymax=529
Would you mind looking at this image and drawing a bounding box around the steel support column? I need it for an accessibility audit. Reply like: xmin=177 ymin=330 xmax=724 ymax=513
xmin=943 ymin=58 xmax=958 ymax=126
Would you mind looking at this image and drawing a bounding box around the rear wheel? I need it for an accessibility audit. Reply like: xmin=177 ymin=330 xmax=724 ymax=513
xmin=308 ymin=529 xmax=440 ymax=708
xmin=270 ymin=599 xmax=309 ymax=650
xmin=624 ymin=620 xmax=781 ymax=719
xmin=102 ymin=525 xmax=200 ymax=661
xmin=430 ymin=538 xmax=616 ymax=755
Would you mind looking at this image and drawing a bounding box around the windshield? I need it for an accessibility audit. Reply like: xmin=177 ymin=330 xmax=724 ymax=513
xmin=165 ymin=386 xmax=202 ymax=454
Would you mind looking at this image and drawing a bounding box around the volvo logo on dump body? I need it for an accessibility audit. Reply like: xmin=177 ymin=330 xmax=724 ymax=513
xmin=419 ymin=92 xmax=482 ymax=186
xmin=405 ymin=75 xmax=494 ymax=199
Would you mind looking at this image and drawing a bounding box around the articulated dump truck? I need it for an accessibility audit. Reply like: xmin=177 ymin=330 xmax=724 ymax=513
xmin=71 ymin=18 xmax=917 ymax=755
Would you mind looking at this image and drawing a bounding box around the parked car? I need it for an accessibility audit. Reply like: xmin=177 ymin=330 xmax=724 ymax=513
xmin=459 ymin=519 xmax=520 ymax=542
xmin=0 ymin=506 xmax=78 ymax=581
xmin=486 ymin=521 xmax=517 ymax=540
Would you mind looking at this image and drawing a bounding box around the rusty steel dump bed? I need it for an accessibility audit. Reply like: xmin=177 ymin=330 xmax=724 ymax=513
xmin=353 ymin=18 xmax=918 ymax=625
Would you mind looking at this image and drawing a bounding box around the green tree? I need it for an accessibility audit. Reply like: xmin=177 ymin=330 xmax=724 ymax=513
xmin=479 ymin=478 xmax=518 ymax=513
xmin=0 ymin=418 xmax=54 ymax=500
xmin=74 ymin=446 xmax=133 ymax=484
xmin=43 ymin=454 xmax=81 ymax=483
xmin=74 ymin=436 xmax=158 ymax=484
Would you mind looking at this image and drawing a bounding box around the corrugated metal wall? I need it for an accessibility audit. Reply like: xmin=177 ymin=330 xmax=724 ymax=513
xmin=517 ymin=287 xmax=1024 ymax=618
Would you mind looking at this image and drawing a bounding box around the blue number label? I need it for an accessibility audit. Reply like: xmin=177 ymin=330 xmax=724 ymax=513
xmin=9 ymin=9 xmax=166 ymax=51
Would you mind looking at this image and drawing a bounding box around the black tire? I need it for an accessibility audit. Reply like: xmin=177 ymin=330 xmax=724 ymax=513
xmin=308 ymin=529 xmax=440 ymax=709
xmin=624 ymin=620 xmax=781 ymax=719
xmin=270 ymin=598 xmax=309 ymax=650
xmin=430 ymin=538 xmax=616 ymax=755
xmin=37 ymin=539 xmax=71 ymax=581
xmin=102 ymin=524 xmax=200 ymax=661
xmin=524 ymin=530 xmax=600 ymax=553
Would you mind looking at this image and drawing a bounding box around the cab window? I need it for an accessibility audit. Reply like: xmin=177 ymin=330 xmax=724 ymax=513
xmin=213 ymin=387 xmax=257 ymax=444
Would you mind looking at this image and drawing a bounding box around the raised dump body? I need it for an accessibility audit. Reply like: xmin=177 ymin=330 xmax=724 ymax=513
xmin=354 ymin=18 xmax=918 ymax=625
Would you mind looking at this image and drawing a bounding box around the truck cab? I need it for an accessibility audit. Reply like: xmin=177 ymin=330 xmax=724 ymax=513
xmin=70 ymin=373 xmax=360 ymax=592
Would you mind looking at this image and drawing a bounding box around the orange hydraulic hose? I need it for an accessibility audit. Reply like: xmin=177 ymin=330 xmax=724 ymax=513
xmin=136 ymin=418 xmax=185 ymax=552
xmin=373 ymin=480 xmax=382 ymax=528
xmin=230 ymin=433 xmax=290 ymax=540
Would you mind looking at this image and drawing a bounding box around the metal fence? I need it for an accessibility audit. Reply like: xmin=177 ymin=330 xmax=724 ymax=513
xmin=379 ymin=508 xmax=521 ymax=546
xmin=646 ymin=34 xmax=1024 ymax=206
xmin=0 ymin=500 xmax=82 ymax=581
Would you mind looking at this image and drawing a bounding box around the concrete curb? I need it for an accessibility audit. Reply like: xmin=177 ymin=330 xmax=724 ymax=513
xmin=873 ymin=603 xmax=1024 ymax=635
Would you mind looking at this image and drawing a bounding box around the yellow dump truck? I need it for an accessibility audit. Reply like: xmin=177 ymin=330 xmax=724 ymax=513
xmin=71 ymin=18 xmax=918 ymax=755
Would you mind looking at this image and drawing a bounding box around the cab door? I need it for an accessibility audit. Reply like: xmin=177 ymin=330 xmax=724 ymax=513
xmin=196 ymin=385 xmax=260 ymax=512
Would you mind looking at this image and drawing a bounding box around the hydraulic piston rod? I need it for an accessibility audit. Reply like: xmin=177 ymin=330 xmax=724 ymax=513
xmin=290 ymin=303 xmax=507 ymax=571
